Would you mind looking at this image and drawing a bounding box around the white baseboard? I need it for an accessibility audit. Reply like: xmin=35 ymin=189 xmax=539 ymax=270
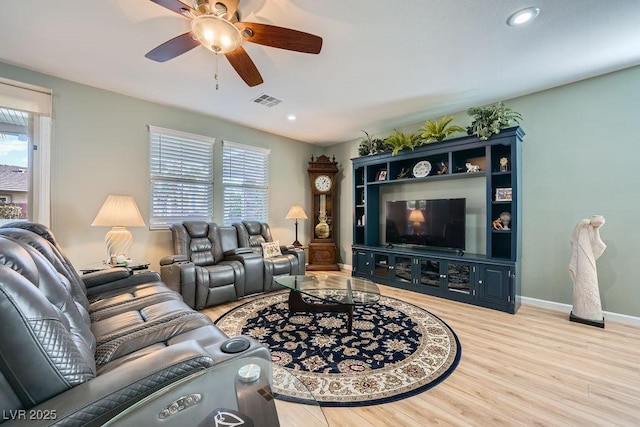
xmin=340 ymin=263 xmax=640 ymax=327
xmin=521 ymin=296 xmax=640 ymax=327
xmin=338 ymin=263 xmax=352 ymax=271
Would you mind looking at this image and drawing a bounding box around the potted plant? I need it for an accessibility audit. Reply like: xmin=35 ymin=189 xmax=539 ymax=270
xmin=419 ymin=116 xmax=466 ymax=143
xmin=384 ymin=129 xmax=421 ymax=156
xmin=358 ymin=130 xmax=387 ymax=156
xmin=467 ymin=102 xmax=522 ymax=140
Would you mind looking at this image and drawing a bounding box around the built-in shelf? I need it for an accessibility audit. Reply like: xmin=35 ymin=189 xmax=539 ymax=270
xmin=351 ymin=127 xmax=524 ymax=314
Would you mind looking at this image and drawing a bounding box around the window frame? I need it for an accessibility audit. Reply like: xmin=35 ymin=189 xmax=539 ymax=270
xmin=148 ymin=125 xmax=215 ymax=229
xmin=0 ymin=78 xmax=52 ymax=226
xmin=222 ymin=140 xmax=270 ymax=226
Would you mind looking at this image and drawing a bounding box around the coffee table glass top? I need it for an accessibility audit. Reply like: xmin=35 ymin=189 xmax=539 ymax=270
xmin=275 ymin=275 xmax=380 ymax=306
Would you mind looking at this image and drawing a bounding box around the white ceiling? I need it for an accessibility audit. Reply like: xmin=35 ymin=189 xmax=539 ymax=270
xmin=1 ymin=0 xmax=640 ymax=145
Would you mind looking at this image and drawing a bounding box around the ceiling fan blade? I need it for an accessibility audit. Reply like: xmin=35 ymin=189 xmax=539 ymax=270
xmin=146 ymin=32 xmax=200 ymax=62
xmin=238 ymin=22 xmax=322 ymax=54
xmin=150 ymin=0 xmax=200 ymax=17
xmin=225 ymin=47 xmax=264 ymax=86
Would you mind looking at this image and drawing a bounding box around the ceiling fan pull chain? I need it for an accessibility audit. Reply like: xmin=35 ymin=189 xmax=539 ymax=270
xmin=214 ymin=52 xmax=219 ymax=90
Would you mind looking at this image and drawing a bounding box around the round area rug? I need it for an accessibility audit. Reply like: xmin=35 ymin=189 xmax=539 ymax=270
xmin=214 ymin=291 xmax=461 ymax=407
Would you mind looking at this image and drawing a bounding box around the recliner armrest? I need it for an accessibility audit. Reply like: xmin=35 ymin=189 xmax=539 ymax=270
xmin=2 ymin=341 xmax=215 ymax=427
xmin=160 ymin=254 xmax=188 ymax=266
xmin=85 ymin=271 xmax=162 ymax=298
xmin=82 ymin=267 xmax=131 ymax=288
xmin=160 ymin=260 xmax=197 ymax=308
xmin=281 ymin=246 xmax=306 ymax=275
xmin=223 ymin=248 xmax=255 ymax=256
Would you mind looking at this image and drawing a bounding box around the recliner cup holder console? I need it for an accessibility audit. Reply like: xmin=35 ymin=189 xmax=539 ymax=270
xmin=220 ymin=337 xmax=251 ymax=354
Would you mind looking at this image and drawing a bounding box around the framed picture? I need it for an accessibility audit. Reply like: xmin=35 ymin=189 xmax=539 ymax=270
xmin=495 ymin=187 xmax=512 ymax=201
xmin=377 ymin=170 xmax=387 ymax=181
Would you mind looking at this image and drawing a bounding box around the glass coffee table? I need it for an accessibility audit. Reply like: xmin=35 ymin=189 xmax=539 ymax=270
xmin=104 ymin=356 xmax=327 ymax=427
xmin=275 ymin=275 xmax=380 ymax=334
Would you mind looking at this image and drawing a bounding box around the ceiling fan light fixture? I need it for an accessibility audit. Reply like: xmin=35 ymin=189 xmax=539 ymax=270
xmin=191 ymin=14 xmax=242 ymax=53
xmin=507 ymin=7 xmax=540 ymax=26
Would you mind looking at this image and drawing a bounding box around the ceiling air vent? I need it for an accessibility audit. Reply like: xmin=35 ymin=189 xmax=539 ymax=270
xmin=252 ymin=93 xmax=282 ymax=107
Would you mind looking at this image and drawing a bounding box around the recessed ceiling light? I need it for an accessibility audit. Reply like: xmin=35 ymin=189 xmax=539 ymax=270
xmin=507 ymin=7 xmax=540 ymax=26
xmin=286 ymin=114 xmax=297 ymax=121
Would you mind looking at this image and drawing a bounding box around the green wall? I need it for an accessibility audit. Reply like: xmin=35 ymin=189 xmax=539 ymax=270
xmin=2 ymin=59 xmax=639 ymax=317
xmin=328 ymin=64 xmax=640 ymax=317
xmin=0 ymin=61 xmax=321 ymax=271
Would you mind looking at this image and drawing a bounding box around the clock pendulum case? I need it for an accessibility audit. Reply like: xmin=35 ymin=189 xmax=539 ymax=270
xmin=307 ymin=155 xmax=340 ymax=271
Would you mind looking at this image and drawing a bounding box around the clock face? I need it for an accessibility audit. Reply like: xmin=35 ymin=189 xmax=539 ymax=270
xmin=314 ymin=175 xmax=332 ymax=192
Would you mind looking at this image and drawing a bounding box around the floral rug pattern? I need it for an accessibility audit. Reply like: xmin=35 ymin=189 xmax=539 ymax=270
xmin=215 ymin=291 xmax=461 ymax=407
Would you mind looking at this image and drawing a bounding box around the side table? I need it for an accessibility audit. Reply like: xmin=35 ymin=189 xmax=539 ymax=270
xmin=79 ymin=261 xmax=150 ymax=274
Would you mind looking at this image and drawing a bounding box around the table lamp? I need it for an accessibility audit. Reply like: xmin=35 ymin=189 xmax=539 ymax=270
xmin=409 ymin=209 xmax=425 ymax=233
xmin=285 ymin=205 xmax=308 ymax=247
xmin=91 ymin=195 xmax=146 ymax=263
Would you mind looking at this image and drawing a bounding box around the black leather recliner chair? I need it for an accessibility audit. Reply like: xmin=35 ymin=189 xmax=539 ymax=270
xmin=160 ymin=221 xmax=305 ymax=309
xmin=234 ymin=221 xmax=305 ymax=291
xmin=160 ymin=221 xmax=264 ymax=310
xmin=0 ymin=223 xmax=269 ymax=426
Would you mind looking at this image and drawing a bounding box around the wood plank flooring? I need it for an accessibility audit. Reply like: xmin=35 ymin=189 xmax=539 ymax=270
xmin=202 ymin=272 xmax=640 ymax=426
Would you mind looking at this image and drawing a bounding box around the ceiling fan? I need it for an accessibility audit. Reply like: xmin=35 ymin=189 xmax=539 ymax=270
xmin=145 ymin=0 xmax=323 ymax=87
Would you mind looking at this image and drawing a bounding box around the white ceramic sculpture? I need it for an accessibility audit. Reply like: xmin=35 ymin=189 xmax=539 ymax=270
xmin=465 ymin=162 xmax=480 ymax=173
xmin=568 ymin=215 xmax=606 ymax=326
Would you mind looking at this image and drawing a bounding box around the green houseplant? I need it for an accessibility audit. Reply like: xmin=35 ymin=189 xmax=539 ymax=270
xmin=0 ymin=204 xmax=23 ymax=220
xmin=384 ymin=129 xmax=421 ymax=156
xmin=358 ymin=130 xmax=387 ymax=156
xmin=467 ymin=101 xmax=522 ymax=140
xmin=419 ymin=116 xmax=466 ymax=143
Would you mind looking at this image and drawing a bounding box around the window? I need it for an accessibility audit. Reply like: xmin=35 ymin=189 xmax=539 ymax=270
xmin=222 ymin=141 xmax=269 ymax=225
xmin=0 ymin=78 xmax=52 ymax=226
xmin=149 ymin=126 xmax=214 ymax=228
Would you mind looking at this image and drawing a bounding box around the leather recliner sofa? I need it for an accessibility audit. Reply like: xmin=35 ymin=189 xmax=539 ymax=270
xmin=234 ymin=220 xmax=306 ymax=291
xmin=0 ymin=222 xmax=269 ymax=426
xmin=160 ymin=221 xmax=305 ymax=310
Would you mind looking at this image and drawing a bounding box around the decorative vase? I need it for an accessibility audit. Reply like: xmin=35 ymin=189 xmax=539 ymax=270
xmin=499 ymin=212 xmax=511 ymax=230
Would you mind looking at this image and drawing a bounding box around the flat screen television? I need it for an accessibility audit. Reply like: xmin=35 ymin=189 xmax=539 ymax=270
xmin=385 ymin=198 xmax=466 ymax=251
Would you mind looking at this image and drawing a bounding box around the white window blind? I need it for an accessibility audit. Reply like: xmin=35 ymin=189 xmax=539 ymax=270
xmin=149 ymin=126 xmax=214 ymax=228
xmin=222 ymin=141 xmax=270 ymax=225
xmin=0 ymin=77 xmax=52 ymax=115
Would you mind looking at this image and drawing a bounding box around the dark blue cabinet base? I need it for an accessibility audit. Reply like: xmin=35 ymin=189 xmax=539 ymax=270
xmin=352 ymin=246 xmax=519 ymax=314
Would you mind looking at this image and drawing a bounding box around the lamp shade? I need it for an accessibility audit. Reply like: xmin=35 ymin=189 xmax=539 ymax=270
xmin=91 ymin=195 xmax=145 ymax=261
xmin=91 ymin=195 xmax=146 ymax=227
xmin=285 ymin=205 xmax=308 ymax=220
xmin=408 ymin=209 xmax=425 ymax=223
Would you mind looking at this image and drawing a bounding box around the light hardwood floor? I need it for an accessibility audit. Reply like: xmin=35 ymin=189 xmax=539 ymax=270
xmin=202 ymin=272 xmax=640 ymax=427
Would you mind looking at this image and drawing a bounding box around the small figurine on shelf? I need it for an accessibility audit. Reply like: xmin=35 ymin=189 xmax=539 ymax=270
xmin=499 ymin=157 xmax=509 ymax=172
xmin=499 ymin=212 xmax=511 ymax=230
xmin=397 ymin=167 xmax=409 ymax=179
xmin=492 ymin=212 xmax=512 ymax=230
xmin=466 ymin=162 xmax=480 ymax=173
xmin=437 ymin=161 xmax=448 ymax=175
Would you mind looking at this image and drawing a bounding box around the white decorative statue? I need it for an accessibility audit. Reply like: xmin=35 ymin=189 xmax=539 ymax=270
xmin=568 ymin=215 xmax=606 ymax=327
xmin=465 ymin=162 xmax=480 ymax=173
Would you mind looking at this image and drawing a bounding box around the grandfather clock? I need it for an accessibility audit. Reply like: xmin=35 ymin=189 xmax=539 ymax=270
xmin=307 ymin=155 xmax=340 ymax=271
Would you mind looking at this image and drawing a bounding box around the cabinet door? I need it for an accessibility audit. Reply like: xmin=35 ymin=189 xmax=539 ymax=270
xmin=416 ymin=258 xmax=442 ymax=294
xmin=353 ymin=250 xmax=372 ymax=276
xmin=372 ymin=253 xmax=391 ymax=279
xmin=478 ymin=265 xmax=511 ymax=308
xmin=393 ymin=255 xmax=413 ymax=285
xmin=444 ymin=261 xmax=474 ymax=301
